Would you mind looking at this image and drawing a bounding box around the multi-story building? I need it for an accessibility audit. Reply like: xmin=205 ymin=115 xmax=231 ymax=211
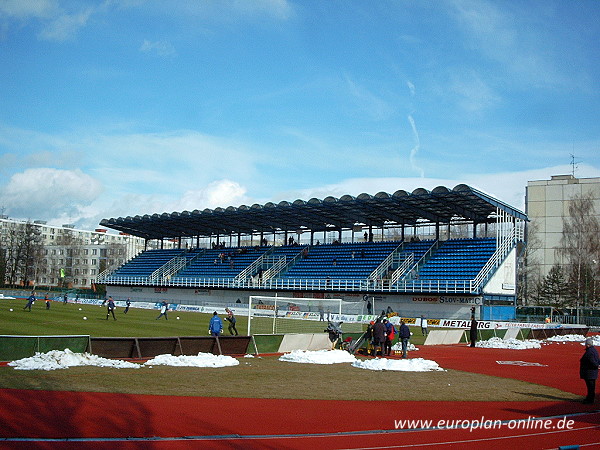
xmin=0 ymin=217 xmax=174 ymax=289
xmin=525 ymin=174 xmax=600 ymax=279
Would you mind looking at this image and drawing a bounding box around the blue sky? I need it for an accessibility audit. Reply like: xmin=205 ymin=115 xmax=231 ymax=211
xmin=1 ymin=0 xmax=599 ymax=230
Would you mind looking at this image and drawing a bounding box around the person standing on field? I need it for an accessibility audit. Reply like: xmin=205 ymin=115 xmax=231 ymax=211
xmin=580 ymin=337 xmax=600 ymax=404
xmin=124 ymin=298 xmax=131 ymax=314
xmin=45 ymin=293 xmax=51 ymax=310
xmin=225 ymin=307 xmax=238 ymax=335
xmin=469 ymin=317 xmax=478 ymax=347
xmin=106 ymin=296 xmax=117 ymax=320
xmin=208 ymin=311 xmax=223 ymax=336
xmin=372 ymin=318 xmax=386 ymax=357
xmin=156 ymin=301 xmax=168 ymax=320
xmin=398 ymin=320 xmax=411 ymax=358
xmin=383 ymin=318 xmax=396 ymax=356
xmin=421 ymin=315 xmax=428 ymax=336
xmin=23 ymin=292 xmax=36 ymax=311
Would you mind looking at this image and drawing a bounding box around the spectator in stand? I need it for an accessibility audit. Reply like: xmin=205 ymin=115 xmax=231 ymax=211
xmin=156 ymin=301 xmax=168 ymax=320
xmin=421 ymin=315 xmax=428 ymax=336
xmin=398 ymin=320 xmax=411 ymax=358
xmin=580 ymin=337 xmax=600 ymax=404
xmin=225 ymin=307 xmax=238 ymax=336
xmin=106 ymin=296 xmax=117 ymax=320
xmin=23 ymin=292 xmax=36 ymax=311
xmin=372 ymin=318 xmax=386 ymax=357
xmin=208 ymin=311 xmax=223 ymax=336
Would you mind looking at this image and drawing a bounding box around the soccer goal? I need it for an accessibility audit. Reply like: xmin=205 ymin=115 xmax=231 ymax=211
xmin=247 ymin=295 xmax=364 ymax=335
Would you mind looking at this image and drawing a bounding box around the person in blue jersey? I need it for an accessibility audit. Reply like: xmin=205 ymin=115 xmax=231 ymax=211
xmin=106 ymin=296 xmax=117 ymax=320
xmin=23 ymin=292 xmax=36 ymax=311
xmin=208 ymin=311 xmax=223 ymax=336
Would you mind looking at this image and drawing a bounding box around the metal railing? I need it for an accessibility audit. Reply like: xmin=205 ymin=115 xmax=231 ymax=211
xmin=368 ymin=242 xmax=404 ymax=281
xmin=234 ymin=247 xmax=274 ymax=282
xmin=100 ymin=274 xmax=478 ymax=294
xmin=149 ymin=256 xmax=187 ymax=282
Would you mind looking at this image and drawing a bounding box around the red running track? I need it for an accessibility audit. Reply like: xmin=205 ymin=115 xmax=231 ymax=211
xmin=0 ymin=341 xmax=598 ymax=449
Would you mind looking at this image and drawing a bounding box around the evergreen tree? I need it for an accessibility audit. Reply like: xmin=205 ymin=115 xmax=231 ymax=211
xmin=539 ymin=264 xmax=568 ymax=308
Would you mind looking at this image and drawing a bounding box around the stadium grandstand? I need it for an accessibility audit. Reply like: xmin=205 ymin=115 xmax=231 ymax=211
xmin=97 ymin=184 xmax=526 ymax=321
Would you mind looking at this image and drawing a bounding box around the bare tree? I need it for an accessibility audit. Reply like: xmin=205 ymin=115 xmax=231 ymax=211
xmin=557 ymin=192 xmax=600 ymax=307
xmin=519 ymin=219 xmax=543 ymax=305
xmin=0 ymin=221 xmax=44 ymax=287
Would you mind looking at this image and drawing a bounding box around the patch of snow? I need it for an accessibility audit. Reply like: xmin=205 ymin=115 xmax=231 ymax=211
xmin=476 ymin=337 xmax=541 ymax=349
xmin=545 ymin=334 xmax=586 ymax=342
xmin=144 ymin=353 xmax=239 ymax=368
xmin=352 ymin=357 xmax=444 ymax=372
xmin=391 ymin=342 xmax=419 ymax=351
xmin=8 ymin=349 xmax=140 ymax=371
xmin=279 ymin=349 xmax=356 ymax=364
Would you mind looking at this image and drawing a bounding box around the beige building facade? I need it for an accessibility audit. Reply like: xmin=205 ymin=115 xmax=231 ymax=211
xmin=526 ymin=175 xmax=600 ymax=278
xmin=0 ymin=217 xmax=174 ymax=289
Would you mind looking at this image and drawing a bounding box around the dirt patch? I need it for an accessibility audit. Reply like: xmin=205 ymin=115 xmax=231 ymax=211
xmin=0 ymin=355 xmax=579 ymax=402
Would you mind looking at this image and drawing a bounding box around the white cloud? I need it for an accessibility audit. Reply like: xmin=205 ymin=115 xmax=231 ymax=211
xmin=38 ymin=8 xmax=93 ymax=41
xmin=0 ymin=0 xmax=58 ymax=19
xmin=446 ymin=0 xmax=575 ymax=89
xmin=449 ymin=71 xmax=500 ymax=112
xmin=344 ymin=75 xmax=394 ymax=121
xmin=140 ymin=39 xmax=176 ymax=57
xmin=174 ymin=179 xmax=249 ymax=212
xmin=0 ymin=168 xmax=103 ymax=220
xmin=275 ymin=164 xmax=600 ymax=213
xmin=407 ymin=114 xmax=424 ymax=177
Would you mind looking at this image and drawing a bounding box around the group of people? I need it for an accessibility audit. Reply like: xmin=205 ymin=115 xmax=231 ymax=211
xmin=364 ymin=317 xmax=411 ymax=358
xmin=208 ymin=308 xmax=238 ymax=336
xmin=23 ymin=292 xmax=81 ymax=311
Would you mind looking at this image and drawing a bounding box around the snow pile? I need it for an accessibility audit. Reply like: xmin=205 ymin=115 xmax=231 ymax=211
xmin=545 ymin=334 xmax=586 ymax=342
xmin=144 ymin=353 xmax=239 ymax=368
xmin=391 ymin=342 xmax=419 ymax=351
xmin=543 ymin=334 xmax=600 ymax=345
xmin=8 ymin=349 xmax=140 ymax=371
xmin=587 ymin=335 xmax=600 ymax=346
xmin=352 ymin=357 xmax=444 ymax=372
xmin=476 ymin=337 xmax=541 ymax=349
xmin=279 ymin=349 xmax=357 ymax=364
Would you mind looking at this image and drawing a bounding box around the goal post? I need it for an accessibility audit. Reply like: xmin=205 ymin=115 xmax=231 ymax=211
xmin=247 ymin=295 xmax=364 ymax=335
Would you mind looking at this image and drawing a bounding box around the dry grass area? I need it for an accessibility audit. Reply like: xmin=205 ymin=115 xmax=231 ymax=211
xmin=0 ymin=356 xmax=579 ymax=403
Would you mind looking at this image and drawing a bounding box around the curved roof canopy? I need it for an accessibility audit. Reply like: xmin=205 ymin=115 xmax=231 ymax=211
xmin=100 ymin=184 xmax=527 ymax=240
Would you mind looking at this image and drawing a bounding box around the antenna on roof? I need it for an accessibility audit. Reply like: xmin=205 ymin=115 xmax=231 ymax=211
xmin=570 ymin=152 xmax=581 ymax=178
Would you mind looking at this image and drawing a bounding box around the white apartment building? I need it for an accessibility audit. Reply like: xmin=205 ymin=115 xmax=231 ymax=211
xmin=0 ymin=217 xmax=174 ymax=289
xmin=526 ymin=174 xmax=600 ymax=278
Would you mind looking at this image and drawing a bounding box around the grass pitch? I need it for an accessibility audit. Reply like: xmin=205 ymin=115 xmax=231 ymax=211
xmin=0 ymin=298 xmax=225 ymax=337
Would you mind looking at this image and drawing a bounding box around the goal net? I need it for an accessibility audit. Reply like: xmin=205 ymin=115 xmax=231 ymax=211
xmin=247 ymin=295 xmax=365 ymax=335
